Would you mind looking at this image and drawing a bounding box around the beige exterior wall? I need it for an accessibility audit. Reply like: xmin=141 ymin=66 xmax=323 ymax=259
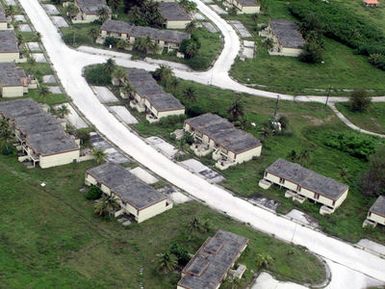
xmin=234 ymin=146 xmax=262 ymax=163
xmin=137 ymin=200 xmax=172 ymax=223
xmin=39 ymin=149 xmax=80 ymax=169
xmin=240 ymin=5 xmax=260 ymax=14
xmin=0 ymin=52 xmax=20 ymax=62
xmin=166 ymin=20 xmax=191 ymax=29
xmin=157 ymin=108 xmax=185 ymax=119
xmin=0 ymin=22 xmax=7 ymax=30
xmin=368 ymin=212 xmax=385 ymax=226
xmin=1 ymin=86 xmax=25 ymax=98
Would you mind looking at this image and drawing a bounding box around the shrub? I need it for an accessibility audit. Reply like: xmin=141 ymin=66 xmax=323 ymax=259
xmin=169 ymin=242 xmax=190 ymax=266
xmin=103 ymin=36 xmax=118 ymax=48
xmin=349 ymin=89 xmax=371 ymax=112
xmin=84 ymin=64 xmax=111 ymax=85
xmin=360 ymin=146 xmax=385 ymax=196
xmin=368 ymin=53 xmax=385 ymax=70
xmin=186 ymin=56 xmax=211 ymax=71
xmin=299 ymin=41 xmax=323 ymax=64
xmin=85 ymin=185 xmax=103 ymax=200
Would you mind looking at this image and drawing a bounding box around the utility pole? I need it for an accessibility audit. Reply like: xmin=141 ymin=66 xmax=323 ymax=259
xmin=325 ymin=85 xmax=331 ymax=106
xmin=273 ymin=94 xmax=280 ymax=119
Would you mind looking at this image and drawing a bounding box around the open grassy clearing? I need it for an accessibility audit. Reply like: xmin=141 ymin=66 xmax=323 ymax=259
xmin=0 ymin=155 xmax=325 ymax=288
xmin=336 ymin=103 xmax=385 ymax=135
xmin=227 ymin=0 xmax=385 ymax=95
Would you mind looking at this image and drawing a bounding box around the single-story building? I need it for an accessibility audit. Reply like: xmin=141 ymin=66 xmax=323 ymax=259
xmin=363 ymin=0 xmax=379 ymax=7
xmin=0 ymin=6 xmax=9 ymax=30
xmin=226 ymin=0 xmax=261 ymax=14
xmin=114 ymin=68 xmax=184 ymax=122
xmin=364 ymin=196 xmax=385 ymax=228
xmin=158 ymin=2 xmax=192 ymax=29
xmin=263 ymin=19 xmax=305 ymax=57
xmin=0 ymin=63 xmax=37 ymax=97
xmin=0 ymin=30 xmax=23 ymax=63
xmin=184 ymin=113 xmax=262 ymax=170
xmin=97 ymin=19 xmax=190 ymax=54
xmin=262 ymin=159 xmax=349 ymax=214
xmin=85 ymin=163 xmax=173 ymax=223
xmin=177 ymin=230 xmax=249 ymax=289
xmin=0 ymin=99 xmax=80 ymax=168
xmin=71 ymin=0 xmax=111 ymax=23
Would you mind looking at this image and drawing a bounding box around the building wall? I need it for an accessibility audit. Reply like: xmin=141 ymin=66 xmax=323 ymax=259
xmin=166 ymin=20 xmax=191 ymax=29
xmin=39 ymin=149 xmax=80 ymax=169
xmin=0 ymin=22 xmax=7 ymax=30
xmin=234 ymin=145 xmax=262 ymax=163
xmin=157 ymin=108 xmax=185 ymax=119
xmin=368 ymin=213 xmax=385 ymax=226
xmin=0 ymin=52 xmax=20 ymax=62
xmin=240 ymin=5 xmax=260 ymax=14
xmin=137 ymin=199 xmax=173 ymax=223
xmin=1 ymin=86 xmax=25 ymax=97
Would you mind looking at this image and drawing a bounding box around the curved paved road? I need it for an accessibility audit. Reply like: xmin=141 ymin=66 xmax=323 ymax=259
xmin=19 ymin=0 xmax=385 ymax=288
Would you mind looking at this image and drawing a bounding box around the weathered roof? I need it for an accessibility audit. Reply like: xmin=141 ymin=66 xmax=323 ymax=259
xmin=0 ymin=6 xmax=6 ymax=22
xmin=0 ymin=99 xmax=79 ymax=156
xmin=87 ymin=163 xmax=168 ymax=210
xmin=178 ymin=230 xmax=248 ymax=289
xmin=75 ymin=0 xmax=109 ymax=15
xmin=0 ymin=63 xmax=26 ymax=86
xmin=369 ymin=196 xmax=385 ymax=217
xmin=126 ymin=68 xmax=184 ymax=112
xmin=237 ymin=0 xmax=259 ymax=7
xmin=101 ymin=20 xmax=190 ymax=43
xmin=158 ymin=2 xmax=192 ymax=22
xmin=185 ymin=113 xmax=261 ymax=154
xmin=0 ymin=30 xmax=19 ymax=53
xmin=266 ymin=159 xmax=349 ymax=200
xmin=270 ymin=19 xmax=305 ymax=49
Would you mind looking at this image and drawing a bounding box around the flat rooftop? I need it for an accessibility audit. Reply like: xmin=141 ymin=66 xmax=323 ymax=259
xmin=178 ymin=230 xmax=248 ymax=289
xmin=87 ymin=163 xmax=168 ymax=210
xmin=126 ymin=68 xmax=184 ymax=112
xmin=370 ymin=196 xmax=385 ymax=217
xmin=75 ymin=0 xmax=109 ymax=15
xmin=158 ymin=2 xmax=192 ymax=22
xmin=0 ymin=99 xmax=79 ymax=156
xmin=238 ymin=0 xmax=259 ymax=7
xmin=0 ymin=63 xmax=26 ymax=86
xmin=101 ymin=19 xmax=190 ymax=43
xmin=270 ymin=19 xmax=305 ymax=49
xmin=266 ymin=159 xmax=349 ymax=200
xmin=185 ymin=113 xmax=261 ymax=154
xmin=0 ymin=30 xmax=19 ymax=53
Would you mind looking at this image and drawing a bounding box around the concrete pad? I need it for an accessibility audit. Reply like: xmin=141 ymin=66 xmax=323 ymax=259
xmin=178 ymin=158 xmax=224 ymax=183
xmin=194 ymin=13 xmax=205 ymax=21
xmin=241 ymin=46 xmax=254 ymax=59
xmin=202 ymin=21 xmax=218 ymax=33
xmin=18 ymin=24 xmax=32 ymax=32
xmin=170 ymin=192 xmax=191 ymax=204
xmin=54 ymin=103 xmax=88 ymax=129
xmin=146 ymin=136 xmax=178 ymax=159
xmin=92 ymin=86 xmax=119 ymax=103
xmin=201 ymin=0 xmax=213 ymax=3
xmin=31 ymin=53 xmax=47 ymax=63
xmin=48 ymin=86 xmax=62 ymax=94
xmin=209 ymin=4 xmax=227 ymax=14
xmin=14 ymin=15 xmax=27 ymax=22
xmin=244 ymin=40 xmax=255 ymax=48
xmin=228 ymin=20 xmax=252 ymax=38
xmin=130 ymin=167 xmax=159 ymax=184
xmin=248 ymin=196 xmax=279 ymax=211
xmin=42 ymin=74 xmax=57 ymax=84
xmin=109 ymin=106 xmax=138 ymax=125
xmin=357 ymin=239 xmax=385 ymax=257
xmin=52 ymin=16 xmax=68 ymax=28
xmin=286 ymin=209 xmax=319 ymax=228
xmin=43 ymin=4 xmax=60 ymax=15
xmin=104 ymin=147 xmax=130 ymax=164
xmin=252 ymin=272 xmax=307 ymax=289
xmin=4 ymin=0 xmax=16 ymax=6
xmin=26 ymin=42 xmax=41 ymax=52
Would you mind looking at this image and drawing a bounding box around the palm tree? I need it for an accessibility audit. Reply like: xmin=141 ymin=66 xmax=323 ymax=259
xmin=65 ymin=3 xmax=79 ymax=19
xmin=111 ymin=66 xmax=127 ymax=85
xmin=94 ymin=195 xmax=119 ymax=217
xmin=187 ymin=217 xmax=210 ymax=234
xmin=183 ymin=87 xmax=197 ymax=103
xmin=121 ymin=82 xmax=134 ymax=98
xmin=185 ymin=20 xmax=197 ymax=33
xmin=108 ymin=0 xmax=120 ymax=12
xmin=157 ymin=252 xmax=178 ymax=273
xmin=116 ymin=39 xmax=127 ymax=50
xmin=103 ymin=58 xmax=116 ymax=74
xmin=92 ymin=148 xmax=106 ymax=164
xmin=0 ymin=119 xmax=13 ymax=155
xmin=227 ymin=97 xmax=244 ymax=122
xmin=16 ymin=33 xmax=24 ymax=46
xmin=153 ymin=65 xmax=173 ymax=83
xmin=56 ymin=105 xmax=70 ymax=119
xmin=38 ymin=84 xmax=50 ymax=97
xmin=5 ymin=5 xmax=15 ymax=18
xmin=97 ymin=6 xmax=110 ymax=23
xmin=89 ymin=27 xmax=100 ymax=40
xmin=255 ymin=253 xmax=273 ymax=269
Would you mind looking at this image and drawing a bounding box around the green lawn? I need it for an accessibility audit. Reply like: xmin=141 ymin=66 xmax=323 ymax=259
xmin=0 ymin=156 xmax=325 ymax=288
xmin=336 ymin=103 xmax=385 ymax=135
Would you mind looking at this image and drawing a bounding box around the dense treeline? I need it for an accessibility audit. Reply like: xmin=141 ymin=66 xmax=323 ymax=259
xmin=289 ymin=0 xmax=385 ymax=70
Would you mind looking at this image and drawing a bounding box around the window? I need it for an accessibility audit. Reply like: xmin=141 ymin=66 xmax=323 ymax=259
xmin=264 ymin=171 xmax=268 ymax=177
xmin=332 ymin=200 xmax=336 ymax=206
xmin=296 ymin=185 xmax=302 ymax=192
xmin=279 ymin=178 xmax=285 ymax=184
xmin=314 ymin=193 xmax=320 ymax=200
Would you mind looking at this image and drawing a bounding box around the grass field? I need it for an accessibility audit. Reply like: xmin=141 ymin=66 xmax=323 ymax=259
xmin=0 ymin=156 xmax=325 ymax=288
xmin=336 ymin=103 xmax=385 ymax=135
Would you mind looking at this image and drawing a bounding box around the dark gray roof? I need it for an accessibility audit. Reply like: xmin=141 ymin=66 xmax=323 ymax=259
xmin=126 ymin=68 xmax=184 ymax=112
xmin=75 ymin=0 xmax=109 ymax=15
xmin=370 ymin=196 xmax=385 ymax=217
xmin=0 ymin=99 xmax=79 ymax=155
xmin=270 ymin=19 xmax=305 ymax=49
xmin=0 ymin=30 xmax=19 ymax=53
xmin=101 ymin=20 xmax=190 ymax=44
xmin=0 ymin=63 xmax=26 ymax=86
xmin=266 ymin=159 xmax=349 ymax=200
xmin=178 ymin=230 xmax=248 ymax=289
xmin=0 ymin=6 xmax=6 ymax=22
xmin=238 ymin=0 xmax=259 ymax=7
xmin=185 ymin=113 xmax=261 ymax=154
xmin=87 ymin=163 xmax=167 ymax=210
xmin=158 ymin=2 xmax=192 ymax=22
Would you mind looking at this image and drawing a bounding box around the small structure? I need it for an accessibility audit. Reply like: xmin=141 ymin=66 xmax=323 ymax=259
xmin=85 ymin=163 xmax=173 ymax=223
xmin=114 ymin=68 xmax=185 ymax=122
xmin=364 ymin=196 xmax=385 ymax=228
xmin=0 ymin=30 xmax=24 ymax=63
xmin=184 ymin=113 xmax=262 ymax=170
xmin=158 ymin=2 xmax=192 ymax=29
xmin=97 ymin=20 xmax=190 ymax=55
xmin=0 ymin=6 xmax=9 ymax=30
xmin=262 ymin=159 xmax=349 ymax=214
xmin=226 ymin=0 xmax=261 ymax=14
xmin=262 ymin=19 xmax=305 ymax=57
xmin=71 ymin=0 xmax=111 ymax=23
xmin=363 ymin=0 xmax=379 ymax=7
xmin=0 ymin=99 xmax=80 ymax=168
xmin=0 ymin=63 xmax=37 ymax=97
xmin=177 ymin=230 xmax=249 ymax=289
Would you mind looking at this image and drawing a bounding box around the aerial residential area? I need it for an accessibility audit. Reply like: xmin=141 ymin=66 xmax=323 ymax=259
xmin=0 ymin=0 xmax=385 ymax=288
